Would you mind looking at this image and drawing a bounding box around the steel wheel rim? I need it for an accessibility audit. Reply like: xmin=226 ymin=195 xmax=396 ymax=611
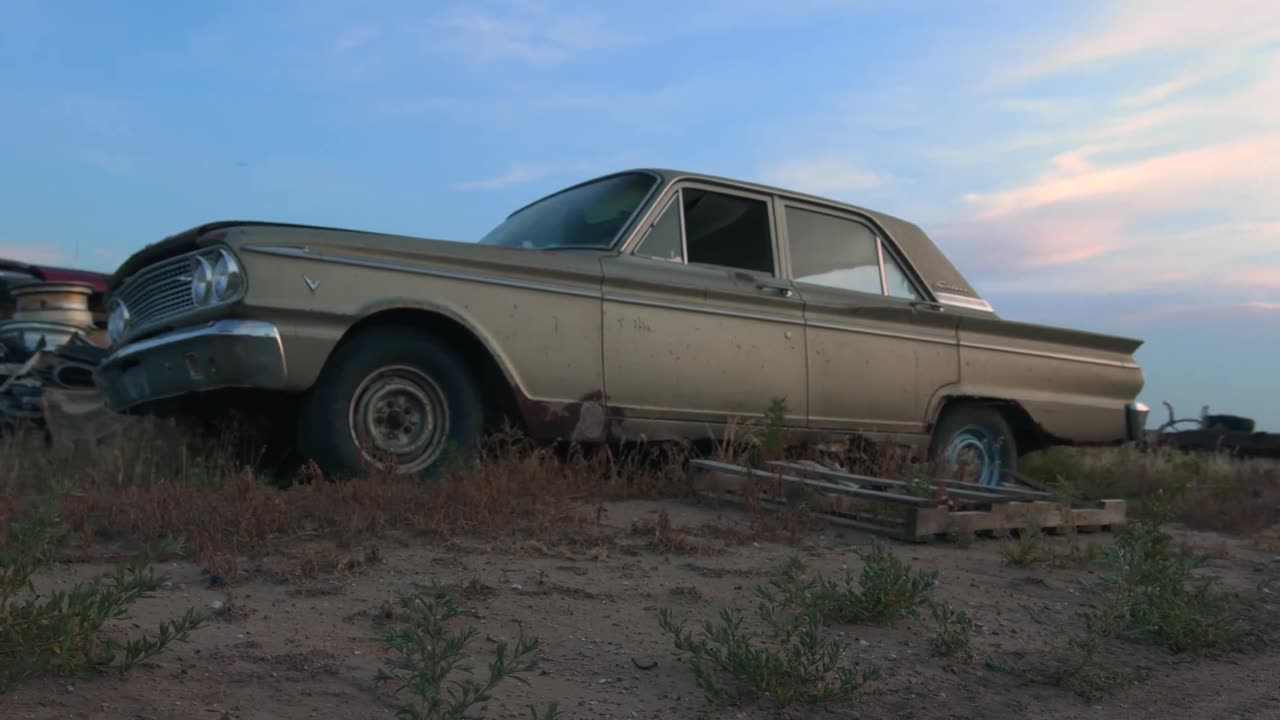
xmin=944 ymin=426 xmax=1002 ymax=486
xmin=348 ymin=365 xmax=450 ymax=474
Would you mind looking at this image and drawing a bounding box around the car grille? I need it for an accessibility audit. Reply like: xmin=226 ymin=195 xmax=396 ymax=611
xmin=115 ymin=250 xmax=198 ymax=337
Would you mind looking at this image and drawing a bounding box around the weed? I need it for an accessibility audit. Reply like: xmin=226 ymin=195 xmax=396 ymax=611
xmin=999 ymin=523 xmax=1054 ymax=568
xmin=526 ymin=703 xmax=561 ymax=720
xmin=821 ymin=541 xmax=938 ymax=625
xmin=629 ymin=509 xmax=708 ymax=554
xmin=929 ymin=601 xmax=974 ymax=660
xmin=655 ymin=550 xmax=945 ymax=708
xmin=1 ymin=481 xmax=206 ymax=692
xmin=999 ymin=522 xmax=1103 ymax=570
xmin=760 ymin=397 xmax=789 ymax=464
xmin=1085 ymin=521 xmax=1249 ymax=653
xmin=902 ymin=477 xmax=935 ymax=499
xmin=985 ymin=633 xmax=1143 ymax=704
xmin=656 ymin=601 xmax=878 ymax=708
xmin=374 ymin=587 xmax=555 ymax=720
xmin=987 ymin=519 xmax=1269 ymax=702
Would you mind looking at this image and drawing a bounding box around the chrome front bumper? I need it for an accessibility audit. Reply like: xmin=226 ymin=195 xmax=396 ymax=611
xmin=94 ymin=319 xmax=289 ymax=411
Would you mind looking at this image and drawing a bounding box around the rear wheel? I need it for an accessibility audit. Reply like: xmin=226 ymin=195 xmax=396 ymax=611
xmin=928 ymin=403 xmax=1017 ymax=486
xmin=296 ymin=326 xmax=484 ymax=478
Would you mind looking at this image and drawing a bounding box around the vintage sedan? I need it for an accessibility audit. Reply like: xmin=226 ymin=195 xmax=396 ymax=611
xmin=93 ymin=169 xmax=1148 ymax=483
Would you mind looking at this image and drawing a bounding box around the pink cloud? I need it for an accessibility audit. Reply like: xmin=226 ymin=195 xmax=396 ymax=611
xmin=946 ymin=47 xmax=1280 ymax=295
xmin=0 ymin=245 xmax=65 ymax=266
xmin=966 ymin=132 xmax=1280 ymax=221
xmin=999 ymin=0 xmax=1280 ymax=82
xmin=1222 ymin=265 xmax=1280 ymax=290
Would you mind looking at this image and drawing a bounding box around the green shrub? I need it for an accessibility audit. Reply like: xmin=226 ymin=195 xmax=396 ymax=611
xmin=1084 ymin=522 xmax=1248 ymax=653
xmin=1 ymin=481 xmax=205 ymax=692
xmin=820 ymin=541 xmax=938 ymax=625
xmin=374 ymin=587 xmax=556 ymax=720
xmin=929 ymin=601 xmax=974 ymax=659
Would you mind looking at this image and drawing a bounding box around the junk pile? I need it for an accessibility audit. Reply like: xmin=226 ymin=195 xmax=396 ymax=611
xmin=1148 ymin=401 xmax=1279 ymax=459
xmin=0 ymin=279 xmax=119 ymax=448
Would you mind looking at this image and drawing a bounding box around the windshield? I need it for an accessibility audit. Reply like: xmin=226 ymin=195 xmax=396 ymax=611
xmin=478 ymin=172 xmax=659 ymax=250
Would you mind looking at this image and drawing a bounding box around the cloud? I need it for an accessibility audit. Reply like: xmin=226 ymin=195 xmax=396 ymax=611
xmin=935 ymin=7 xmax=1280 ymax=301
xmin=455 ymin=163 xmax=544 ymax=190
xmin=0 ymin=245 xmax=66 ymax=266
xmin=964 ymin=132 xmax=1280 ymax=221
xmin=437 ymin=7 xmax=624 ymax=66
xmin=80 ymin=148 xmax=137 ymax=176
xmin=1116 ymin=58 xmax=1236 ymax=107
xmin=57 ymin=94 xmax=134 ymax=138
xmin=997 ymin=0 xmax=1280 ymax=83
xmin=763 ymin=158 xmax=888 ymax=195
xmin=1222 ymin=264 xmax=1280 ymax=291
xmin=336 ymin=22 xmax=380 ymax=51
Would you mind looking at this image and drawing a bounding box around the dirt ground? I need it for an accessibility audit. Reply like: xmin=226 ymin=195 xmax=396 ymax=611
xmin=8 ymin=498 xmax=1280 ymax=720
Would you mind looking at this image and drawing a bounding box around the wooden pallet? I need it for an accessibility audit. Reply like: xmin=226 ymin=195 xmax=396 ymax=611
xmin=687 ymin=459 xmax=1127 ymax=543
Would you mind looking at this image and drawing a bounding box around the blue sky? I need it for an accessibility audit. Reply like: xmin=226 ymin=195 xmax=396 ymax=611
xmin=2 ymin=0 xmax=1277 ymax=430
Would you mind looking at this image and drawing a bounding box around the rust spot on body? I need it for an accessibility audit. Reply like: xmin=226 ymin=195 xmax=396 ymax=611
xmin=515 ymin=389 xmax=612 ymax=443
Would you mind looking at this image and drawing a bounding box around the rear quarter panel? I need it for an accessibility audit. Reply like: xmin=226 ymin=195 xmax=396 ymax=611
xmin=944 ymin=314 xmax=1144 ymax=444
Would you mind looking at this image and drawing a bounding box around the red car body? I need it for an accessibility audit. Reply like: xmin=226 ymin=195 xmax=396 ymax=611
xmin=0 ymin=258 xmax=110 ymax=323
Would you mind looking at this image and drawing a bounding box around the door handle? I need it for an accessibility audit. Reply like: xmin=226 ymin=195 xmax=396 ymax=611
xmin=756 ymin=283 xmax=794 ymax=298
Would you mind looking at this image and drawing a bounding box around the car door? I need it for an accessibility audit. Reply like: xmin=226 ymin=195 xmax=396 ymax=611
xmin=599 ymin=182 xmax=808 ymax=431
xmin=780 ymin=201 xmax=960 ymax=434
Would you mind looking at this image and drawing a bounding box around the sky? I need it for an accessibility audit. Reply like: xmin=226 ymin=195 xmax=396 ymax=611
xmin=2 ymin=0 xmax=1277 ymax=430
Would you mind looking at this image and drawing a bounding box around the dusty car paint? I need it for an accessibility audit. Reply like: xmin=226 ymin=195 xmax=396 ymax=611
xmin=96 ymin=168 xmax=1146 ymax=462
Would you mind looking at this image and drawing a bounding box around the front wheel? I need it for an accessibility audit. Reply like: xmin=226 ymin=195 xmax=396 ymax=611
xmin=928 ymin=404 xmax=1017 ymax=486
xmin=296 ymin=326 xmax=485 ymax=478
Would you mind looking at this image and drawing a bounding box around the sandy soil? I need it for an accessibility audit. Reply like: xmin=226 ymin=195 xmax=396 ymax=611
xmin=7 ymin=499 xmax=1280 ymax=720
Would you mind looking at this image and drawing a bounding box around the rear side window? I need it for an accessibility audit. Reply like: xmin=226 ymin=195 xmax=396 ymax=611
xmin=785 ymin=207 xmax=883 ymax=295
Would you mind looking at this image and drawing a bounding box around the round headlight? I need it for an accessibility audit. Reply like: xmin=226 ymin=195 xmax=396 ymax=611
xmin=191 ymin=254 xmax=214 ymax=306
xmin=107 ymin=298 xmax=130 ymax=345
xmin=212 ymin=248 xmax=244 ymax=301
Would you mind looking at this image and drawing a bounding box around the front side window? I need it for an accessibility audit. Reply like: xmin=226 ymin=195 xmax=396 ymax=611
xmin=479 ymin=172 xmax=658 ymax=250
xmin=634 ymin=197 xmax=683 ymax=261
xmin=785 ymin=206 xmax=883 ymax=295
xmin=633 ymin=187 xmax=775 ymax=275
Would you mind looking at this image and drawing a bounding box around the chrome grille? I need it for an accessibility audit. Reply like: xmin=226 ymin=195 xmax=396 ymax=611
xmin=114 ymin=249 xmax=200 ymax=337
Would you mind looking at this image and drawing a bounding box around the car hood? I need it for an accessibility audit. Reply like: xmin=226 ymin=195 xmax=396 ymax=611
xmin=108 ymin=220 xmax=602 ymax=290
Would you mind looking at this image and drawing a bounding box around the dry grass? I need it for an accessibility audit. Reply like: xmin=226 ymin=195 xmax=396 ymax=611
xmin=1019 ymin=444 xmax=1280 ymax=534
xmin=0 ymin=421 xmax=692 ymax=578
xmin=3 ymin=411 xmax=1277 ymax=586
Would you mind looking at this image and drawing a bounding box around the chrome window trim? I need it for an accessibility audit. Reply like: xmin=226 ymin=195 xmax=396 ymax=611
xmin=633 ymin=194 xmax=685 ymax=263
xmin=935 ymin=292 xmax=995 ymax=313
xmin=874 ymin=237 xmax=889 ymax=295
xmin=777 ymin=200 xmax=931 ymax=301
xmin=622 ymin=180 xmax=782 ymax=279
xmin=483 ymin=170 xmax=664 ymax=253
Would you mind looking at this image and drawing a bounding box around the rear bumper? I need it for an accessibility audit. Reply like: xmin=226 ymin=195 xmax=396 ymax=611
xmin=94 ymin=319 xmax=289 ymax=411
xmin=1125 ymin=402 xmax=1150 ymax=442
